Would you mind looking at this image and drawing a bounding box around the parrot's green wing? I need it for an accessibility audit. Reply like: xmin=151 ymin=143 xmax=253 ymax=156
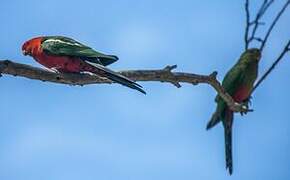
xmin=218 ymin=63 xmax=245 ymax=102
xmin=207 ymin=63 xmax=245 ymax=130
xmin=41 ymin=36 xmax=118 ymax=66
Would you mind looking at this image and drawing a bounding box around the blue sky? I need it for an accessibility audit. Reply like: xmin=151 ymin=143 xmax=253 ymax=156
xmin=0 ymin=0 xmax=290 ymax=179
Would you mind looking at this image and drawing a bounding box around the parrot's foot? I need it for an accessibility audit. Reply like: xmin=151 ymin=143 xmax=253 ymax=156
xmin=240 ymin=103 xmax=249 ymax=116
xmin=46 ymin=67 xmax=60 ymax=74
xmin=80 ymin=71 xmax=107 ymax=80
xmin=81 ymin=71 xmax=95 ymax=76
xmin=240 ymin=97 xmax=253 ymax=116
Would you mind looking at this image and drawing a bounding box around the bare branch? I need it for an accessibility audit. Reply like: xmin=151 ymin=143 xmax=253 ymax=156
xmin=243 ymin=0 xmax=289 ymax=94
xmin=0 ymin=60 xmax=249 ymax=113
xmin=252 ymin=40 xmax=290 ymax=94
xmin=249 ymin=0 xmax=274 ymax=42
xmin=244 ymin=0 xmax=250 ymax=50
xmin=260 ymin=0 xmax=290 ymax=52
xmin=245 ymin=0 xmax=274 ymax=49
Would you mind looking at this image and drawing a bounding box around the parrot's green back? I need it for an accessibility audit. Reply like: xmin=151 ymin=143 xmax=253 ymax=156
xmin=41 ymin=36 xmax=118 ymax=66
xmin=207 ymin=48 xmax=261 ymax=175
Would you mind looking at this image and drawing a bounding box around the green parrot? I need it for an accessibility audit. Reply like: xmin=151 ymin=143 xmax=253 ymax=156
xmin=206 ymin=48 xmax=261 ymax=175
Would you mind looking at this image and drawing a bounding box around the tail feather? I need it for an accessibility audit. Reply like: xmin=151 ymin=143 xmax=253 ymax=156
xmin=85 ymin=61 xmax=146 ymax=94
xmin=206 ymin=111 xmax=221 ymax=130
xmin=224 ymin=109 xmax=233 ymax=175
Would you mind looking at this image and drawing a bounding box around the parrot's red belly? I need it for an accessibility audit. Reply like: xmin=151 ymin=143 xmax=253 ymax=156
xmin=34 ymin=53 xmax=93 ymax=73
xmin=232 ymin=86 xmax=251 ymax=103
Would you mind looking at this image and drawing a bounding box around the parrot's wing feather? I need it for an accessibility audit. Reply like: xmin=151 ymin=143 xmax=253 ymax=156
xmin=41 ymin=36 xmax=118 ymax=66
xmin=215 ymin=64 xmax=245 ymax=103
xmin=218 ymin=64 xmax=246 ymax=112
xmin=222 ymin=65 xmax=245 ymax=95
xmin=207 ymin=64 xmax=245 ymax=129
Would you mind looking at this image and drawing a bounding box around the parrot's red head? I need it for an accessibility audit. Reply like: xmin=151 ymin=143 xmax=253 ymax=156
xmin=22 ymin=37 xmax=43 ymax=56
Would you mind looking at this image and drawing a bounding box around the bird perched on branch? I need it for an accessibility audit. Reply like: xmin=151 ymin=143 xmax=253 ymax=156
xmin=22 ymin=36 xmax=146 ymax=94
xmin=207 ymin=48 xmax=261 ymax=175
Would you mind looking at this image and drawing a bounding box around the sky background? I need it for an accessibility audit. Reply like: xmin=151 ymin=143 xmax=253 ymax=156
xmin=0 ymin=0 xmax=290 ymax=179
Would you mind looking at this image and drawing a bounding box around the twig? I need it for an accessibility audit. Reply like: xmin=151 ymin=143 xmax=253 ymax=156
xmin=249 ymin=0 xmax=274 ymax=43
xmin=245 ymin=0 xmax=250 ymax=50
xmin=0 ymin=60 xmax=249 ymax=113
xmin=252 ymin=40 xmax=290 ymax=94
xmin=245 ymin=0 xmax=274 ymax=50
xmin=244 ymin=0 xmax=290 ymax=94
xmin=260 ymin=0 xmax=290 ymax=52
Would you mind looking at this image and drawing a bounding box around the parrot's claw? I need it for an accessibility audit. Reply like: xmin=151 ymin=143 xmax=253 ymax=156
xmin=81 ymin=71 xmax=107 ymax=80
xmin=239 ymin=96 xmax=254 ymax=116
xmin=240 ymin=102 xmax=249 ymax=116
xmin=46 ymin=67 xmax=60 ymax=74
xmin=81 ymin=71 xmax=95 ymax=76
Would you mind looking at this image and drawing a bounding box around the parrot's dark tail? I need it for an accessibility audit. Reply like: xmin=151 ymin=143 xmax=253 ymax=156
xmin=85 ymin=61 xmax=146 ymax=94
xmin=225 ymin=126 xmax=233 ymax=175
xmin=206 ymin=111 xmax=220 ymax=130
xmin=224 ymin=109 xmax=233 ymax=175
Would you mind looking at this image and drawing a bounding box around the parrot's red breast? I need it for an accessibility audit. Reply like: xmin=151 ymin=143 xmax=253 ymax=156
xmin=232 ymin=85 xmax=251 ymax=103
xmin=34 ymin=53 xmax=94 ymax=73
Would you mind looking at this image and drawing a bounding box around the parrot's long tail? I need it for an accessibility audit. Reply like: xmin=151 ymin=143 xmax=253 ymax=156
xmin=224 ymin=109 xmax=233 ymax=175
xmin=85 ymin=61 xmax=146 ymax=94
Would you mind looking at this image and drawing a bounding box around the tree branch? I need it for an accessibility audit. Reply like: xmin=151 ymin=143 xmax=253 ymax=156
xmin=244 ymin=0 xmax=250 ymax=50
xmin=244 ymin=0 xmax=274 ymax=50
xmin=249 ymin=0 xmax=274 ymax=43
xmin=244 ymin=0 xmax=290 ymax=95
xmin=0 ymin=60 xmax=249 ymax=113
xmin=260 ymin=0 xmax=290 ymax=52
xmin=252 ymin=40 xmax=290 ymax=94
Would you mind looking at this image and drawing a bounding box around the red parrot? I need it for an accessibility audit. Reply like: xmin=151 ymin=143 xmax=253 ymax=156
xmin=22 ymin=36 xmax=145 ymax=94
xmin=206 ymin=48 xmax=261 ymax=174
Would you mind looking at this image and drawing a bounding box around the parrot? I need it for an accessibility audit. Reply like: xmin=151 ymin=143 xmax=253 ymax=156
xmin=22 ymin=36 xmax=146 ymax=94
xmin=206 ymin=48 xmax=261 ymax=175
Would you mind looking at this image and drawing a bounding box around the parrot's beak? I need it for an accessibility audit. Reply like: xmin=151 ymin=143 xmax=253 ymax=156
xmin=22 ymin=50 xmax=28 ymax=56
